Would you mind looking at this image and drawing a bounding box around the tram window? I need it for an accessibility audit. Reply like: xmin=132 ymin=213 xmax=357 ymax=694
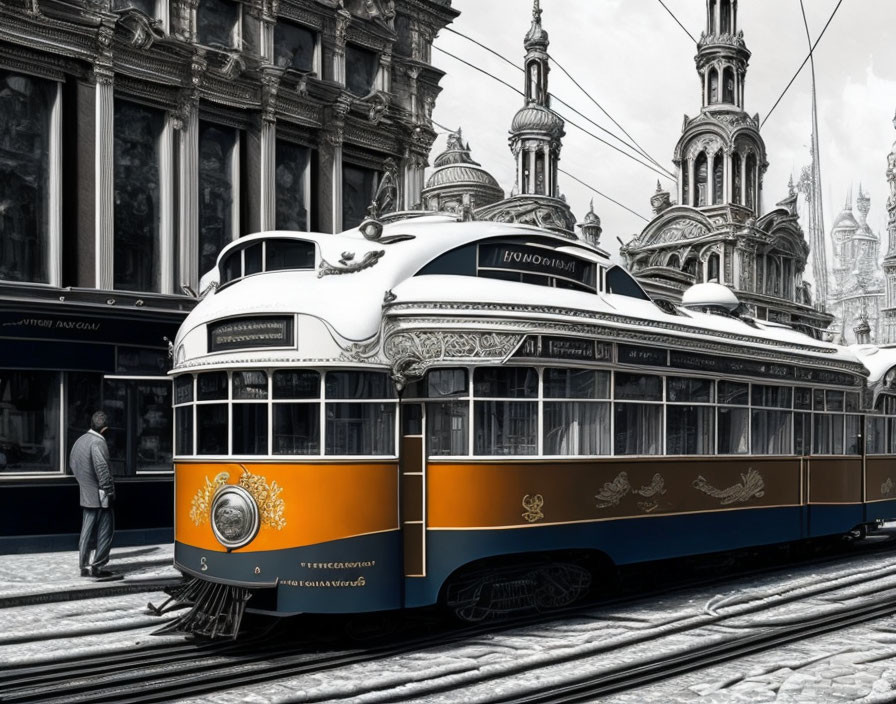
xmin=267 ymin=240 xmax=315 ymax=271
xmin=543 ymin=368 xmax=609 ymax=399
xmin=273 ymin=370 xmax=320 ymax=399
xmin=474 ymin=367 xmax=537 ymax=398
xmin=425 ymin=369 xmax=468 ymax=397
xmin=197 ymin=372 xmax=228 ymax=401
xmin=845 ymin=415 xmax=861 ymax=455
xmin=889 ymin=418 xmax=896 ymax=454
xmin=614 ymin=372 xmax=662 ymax=402
xmin=813 ymin=389 xmax=825 ymax=410
xmin=197 ymin=404 xmax=228 ymax=454
xmin=474 ymin=400 xmax=537 ymax=455
xmin=245 ymin=243 xmax=263 ymax=275
xmin=273 ymin=404 xmax=320 ymax=454
xmin=326 ymin=371 xmax=394 ymax=399
xmin=232 ymin=404 xmax=268 ymax=455
xmin=415 ymin=243 xmax=476 ymax=277
xmin=845 ymin=393 xmax=859 ymax=412
xmin=826 ymin=390 xmax=844 ymax=412
xmin=667 ymin=377 xmax=714 ymax=403
xmin=718 ymin=407 xmax=749 ymax=454
xmin=751 ymin=409 xmax=792 ymax=454
xmin=605 ymin=265 xmax=651 ymax=300
xmin=867 ymin=417 xmax=887 ymax=455
xmin=222 ymin=252 xmax=241 ymax=283
xmin=545 ymin=401 xmax=610 ymax=455
xmin=614 ymin=403 xmax=662 ymax=455
xmin=718 ymin=381 xmax=748 ymax=405
xmin=428 ymin=401 xmax=468 ymax=455
xmin=813 ymin=414 xmax=833 ymax=454
xmin=794 ymin=412 xmax=810 ymax=455
xmin=794 ymin=388 xmax=812 ymax=410
xmin=175 ymin=407 xmax=193 ymax=455
xmin=325 ymin=402 xmax=395 ymax=455
xmin=831 ymin=416 xmax=845 ymax=454
xmin=174 ymin=375 xmax=194 ymax=404
xmin=752 ymin=385 xmax=792 ymax=409
xmin=233 ymin=371 xmax=268 ymax=400
xmin=667 ymin=405 xmax=714 ymax=455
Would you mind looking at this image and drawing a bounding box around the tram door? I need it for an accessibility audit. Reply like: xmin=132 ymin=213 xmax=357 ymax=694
xmin=399 ymin=403 xmax=426 ymax=579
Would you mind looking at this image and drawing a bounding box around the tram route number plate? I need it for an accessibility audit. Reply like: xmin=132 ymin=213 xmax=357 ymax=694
xmin=208 ymin=316 xmax=295 ymax=352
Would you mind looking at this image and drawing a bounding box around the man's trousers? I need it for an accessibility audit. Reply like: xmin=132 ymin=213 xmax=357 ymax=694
xmin=78 ymin=507 xmax=114 ymax=570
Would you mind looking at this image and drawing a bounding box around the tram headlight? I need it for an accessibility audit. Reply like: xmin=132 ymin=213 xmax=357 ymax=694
xmin=210 ymin=485 xmax=260 ymax=550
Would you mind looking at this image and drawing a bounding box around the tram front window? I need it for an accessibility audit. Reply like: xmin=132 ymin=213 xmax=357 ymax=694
xmin=273 ymin=370 xmax=320 ymax=455
xmin=325 ymin=371 xmax=395 ymax=455
xmin=406 ymin=368 xmax=469 ymax=456
xmin=474 ymin=367 xmax=537 ymax=456
xmin=233 ymin=371 xmax=268 ymax=455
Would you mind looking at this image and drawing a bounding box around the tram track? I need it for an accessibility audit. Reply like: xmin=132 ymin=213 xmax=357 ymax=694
xmin=2 ymin=533 xmax=895 ymax=703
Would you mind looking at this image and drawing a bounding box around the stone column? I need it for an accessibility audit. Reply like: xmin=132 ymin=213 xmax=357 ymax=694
xmin=48 ymin=81 xmax=62 ymax=288
xmin=317 ymin=95 xmax=351 ymax=233
xmin=687 ymin=158 xmax=696 ymax=207
xmin=722 ymin=149 xmax=730 ymax=203
xmin=159 ymin=119 xmax=175 ymax=294
xmin=259 ymin=70 xmax=282 ymax=231
xmin=333 ymin=7 xmax=350 ymax=86
xmin=527 ymin=147 xmax=536 ymax=195
xmin=94 ymin=69 xmax=115 ymax=290
xmin=175 ymin=94 xmax=199 ymax=292
xmin=740 ymin=152 xmax=747 ymax=207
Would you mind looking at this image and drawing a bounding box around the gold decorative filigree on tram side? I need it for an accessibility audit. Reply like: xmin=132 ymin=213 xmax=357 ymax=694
xmin=190 ymin=472 xmax=230 ymax=526
xmin=238 ymin=466 xmax=287 ymax=530
xmin=882 ymin=478 xmax=894 ymax=497
xmin=522 ymin=494 xmax=544 ymax=523
xmin=692 ymin=468 xmax=765 ymax=505
xmin=595 ymin=471 xmax=667 ymax=513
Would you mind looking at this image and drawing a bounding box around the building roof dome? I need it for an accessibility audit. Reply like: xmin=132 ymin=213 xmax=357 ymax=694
xmin=832 ymin=209 xmax=859 ymax=230
xmin=681 ymin=282 xmax=740 ymax=312
xmin=425 ymin=164 xmax=502 ymax=191
xmin=510 ymin=103 xmax=564 ymax=136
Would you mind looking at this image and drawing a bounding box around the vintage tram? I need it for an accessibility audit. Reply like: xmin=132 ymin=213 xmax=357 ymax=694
xmin=164 ymin=213 xmax=896 ymax=636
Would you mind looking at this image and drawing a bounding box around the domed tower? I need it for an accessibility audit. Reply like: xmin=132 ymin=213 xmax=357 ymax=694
xmin=422 ymin=128 xmax=504 ymax=215
xmin=475 ymin=0 xmax=577 ymax=237
xmin=675 ymin=0 xmax=766 ymax=213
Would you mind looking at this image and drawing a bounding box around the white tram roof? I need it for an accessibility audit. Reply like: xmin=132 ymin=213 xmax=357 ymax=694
xmin=175 ymin=218 xmax=867 ymax=374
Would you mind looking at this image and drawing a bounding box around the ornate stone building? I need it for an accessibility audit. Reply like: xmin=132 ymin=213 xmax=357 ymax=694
xmin=620 ymin=0 xmax=833 ymax=337
xmin=0 ymin=0 xmax=456 ymax=546
xmin=828 ymin=188 xmax=884 ymax=344
xmin=882 ymin=112 xmax=896 ymax=343
xmin=421 ymin=128 xmax=503 ymax=215
xmin=422 ymin=0 xmax=582 ymax=240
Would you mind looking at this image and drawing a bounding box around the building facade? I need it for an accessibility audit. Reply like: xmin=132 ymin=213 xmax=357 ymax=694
xmin=620 ymin=0 xmax=833 ymax=337
xmin=882 ymin=112 xmax=896 ymax=343
xmin=828 ymin=188 xmax=884 ymax=344
xmin=0 ymin=0 xmax=456 ymax=548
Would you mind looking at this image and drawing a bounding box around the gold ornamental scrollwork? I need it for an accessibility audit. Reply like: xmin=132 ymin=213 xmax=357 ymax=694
xmin=189 ymin=467 xmax=287 ymax=530
xmin=692 ymin=468 xmax=765 ymax=505
xmin=522 ymin=494 xmax=544 ymax=523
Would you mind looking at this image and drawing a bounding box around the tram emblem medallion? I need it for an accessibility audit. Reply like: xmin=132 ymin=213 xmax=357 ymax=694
xmin=190 ymin=466 xmax=287 ymax=531
xmin=521 ymin=494 xmax=545 ymax=523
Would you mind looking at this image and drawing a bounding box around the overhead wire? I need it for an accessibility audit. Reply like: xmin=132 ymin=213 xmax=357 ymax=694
xmin=444 ymin=25 xmax=672 ymax=177
xmin=559 ymin=169 xmax=650 ymax=223
xmin=432 ymin=45 xmax=672 ymax=182
xmin=655 ymin=0 xmax=698 ymax=44
xmin=760 ymin=0 xmax=845 ymax=128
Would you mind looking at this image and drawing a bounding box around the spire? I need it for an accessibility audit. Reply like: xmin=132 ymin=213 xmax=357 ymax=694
xmin=697 ymin=0 xmax=750 ymax=110
xmin=524 ymin=0 xmax=549 ymax=52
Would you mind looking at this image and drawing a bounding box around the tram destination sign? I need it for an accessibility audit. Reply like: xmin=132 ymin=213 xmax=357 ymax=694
xmin=208 ymin=316 xmax=294 ymax=352
xmin=478 ymin=243 xmax=596 ymax=288
xmin=514 ymin=335 xmax=612 ymax=362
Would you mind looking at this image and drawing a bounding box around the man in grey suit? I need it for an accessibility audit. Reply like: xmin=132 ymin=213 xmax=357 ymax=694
xmin=70 ymin=411 xmax=120 ymax=579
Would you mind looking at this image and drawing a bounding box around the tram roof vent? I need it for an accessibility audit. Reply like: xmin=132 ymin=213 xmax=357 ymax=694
xmin=681 ymin=282 xmax=740 ymax=314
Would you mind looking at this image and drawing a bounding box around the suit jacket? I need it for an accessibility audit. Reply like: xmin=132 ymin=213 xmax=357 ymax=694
xmin=69 ymin=430 xmax=114 ymax=509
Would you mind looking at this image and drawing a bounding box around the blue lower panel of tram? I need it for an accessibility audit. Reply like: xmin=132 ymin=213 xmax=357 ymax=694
xmin=407 ymin=507 xmax=804 ymax=608
xmin=808 ymin=504 xmax=864 ymax=538
xmin=175 ymin=531 xmax=402 ymax=613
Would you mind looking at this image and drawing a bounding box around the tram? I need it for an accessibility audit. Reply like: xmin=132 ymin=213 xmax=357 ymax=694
xmin=164 ymin=211 xmax=896 ymax=636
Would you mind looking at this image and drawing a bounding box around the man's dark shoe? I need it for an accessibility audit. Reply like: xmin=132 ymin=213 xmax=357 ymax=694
xmin=89 ymin=568 xmax=123 ymax=580
xmin=80 ymin=568 xmax=91 ymax=577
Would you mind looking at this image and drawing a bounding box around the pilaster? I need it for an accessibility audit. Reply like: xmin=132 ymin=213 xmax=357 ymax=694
xmin=174 ymin=93 xmax=199 ymax=291
xmin=94 ymin=68 xmax=114 ymax=290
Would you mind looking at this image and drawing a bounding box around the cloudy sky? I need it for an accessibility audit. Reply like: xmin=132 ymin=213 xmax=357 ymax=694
xmin=428 ymin=0 xmax=896 ymax=273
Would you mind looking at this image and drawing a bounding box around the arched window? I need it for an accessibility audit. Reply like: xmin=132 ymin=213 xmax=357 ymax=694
xmin=709 ymin=0 xmax=717 ymax=33
xmin=723 ymin=67 xmax=735 ymax=104
xmin=706 ymin=253 xmax=721 ymax=282
xmin=720 ymin=0 xmax=731 ymax=34
xmin=695 ymin=152 xmax=709 ymax=206
xmin=712 ymin=151 xmax=724 ymax=205
xmin=731 ymin=152 xmax=742 ymax=205
xmin=683 ymin=256 xmax=698 ymax=279
xmin=667 ymin=253 xmax=681 ymax=270
xmin=767 ymin=257 xmax=780 ymax=296
xmin=746 ymin=153 xmax=757 ymax=211
xmin=708 ymin=68 xmax=719 ymax=105
xmin=534 ymin=151 xmax=545 ymax=195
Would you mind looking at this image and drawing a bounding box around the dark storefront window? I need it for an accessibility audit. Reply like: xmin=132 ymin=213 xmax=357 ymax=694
xmin=114 ymin=100 xmax=163 ymax=292
xmin=342 ymin=164 xmax=378 ymax=230
xmin=345 ymin=44 xmax=378 ymax=96
xmin=102 ymin=378 xmax=172 ymax=474
xmin=198 ymin=0 xmax=239 ymax=48
xmin=66 ymin=372 xmax=102 ymax=455
xmin=199 ymin=122 xmax=239 ymax=277
xmin=275 ymin=140 xmax=309 ymax=231
xmin=274 ymin=21 xmax=316 ymax=72
xmin=0 ymin=71 xmax=54 ymax=284
xmin=0 ymin=372 xmax=59 ymax=472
